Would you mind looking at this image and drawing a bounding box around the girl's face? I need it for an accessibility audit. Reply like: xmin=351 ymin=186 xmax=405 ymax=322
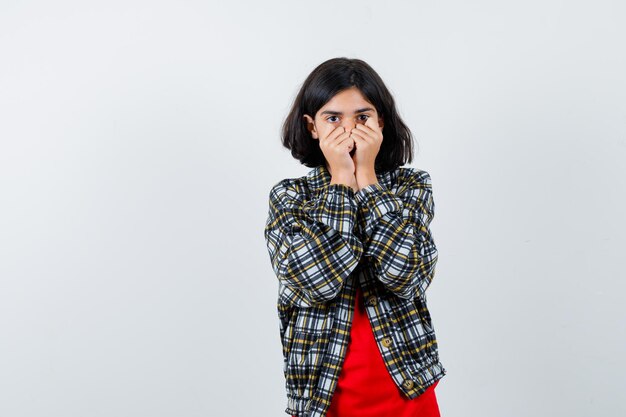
xmin=303 ymin=86 xmax=384 ymax=146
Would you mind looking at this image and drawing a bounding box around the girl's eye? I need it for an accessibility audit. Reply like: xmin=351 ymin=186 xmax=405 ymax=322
xmin=327 ymin=115 xmax=369 ymax=123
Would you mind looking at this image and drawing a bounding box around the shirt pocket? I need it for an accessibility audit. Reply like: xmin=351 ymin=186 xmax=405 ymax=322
xmin=389 ymin=299 xmax=437 ymax=372
xmin=285 ymin=329 xmax=332 ymax=398
xmin=283 ymin=306 xmax=333 ymax=398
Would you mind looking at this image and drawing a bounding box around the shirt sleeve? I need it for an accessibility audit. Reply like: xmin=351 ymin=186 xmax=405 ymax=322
xmin=353 ymin=169 xmax=438 ymax=300
xmin=264 ymin=179 xmax=364 ymax=304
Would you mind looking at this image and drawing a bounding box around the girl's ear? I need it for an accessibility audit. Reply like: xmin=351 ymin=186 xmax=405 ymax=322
xmin=378 ymin=115 xmax=384 ymax=130
xmin=303 ymin=114 xmax=319 ymax=139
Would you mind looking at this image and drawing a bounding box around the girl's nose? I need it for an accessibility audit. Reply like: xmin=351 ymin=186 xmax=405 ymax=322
xmin=342 ymin=121 xmax=356 ymax=131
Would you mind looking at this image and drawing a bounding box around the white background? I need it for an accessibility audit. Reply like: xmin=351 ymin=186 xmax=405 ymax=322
xmin=1 ymin=1 xmax=625 ymax=416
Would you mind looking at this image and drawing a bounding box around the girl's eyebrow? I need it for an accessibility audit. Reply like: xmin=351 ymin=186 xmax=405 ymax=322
xmin=320 ymin=107 xmax=375 ymax=116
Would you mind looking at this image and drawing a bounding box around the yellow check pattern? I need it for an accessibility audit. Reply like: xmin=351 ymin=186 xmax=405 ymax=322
xmin=264 ymin=164 xmax=446 ymax=417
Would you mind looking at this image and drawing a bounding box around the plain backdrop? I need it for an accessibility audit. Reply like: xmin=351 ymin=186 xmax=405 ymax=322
xmin=1 ymin=1 xmax=625 ymax=416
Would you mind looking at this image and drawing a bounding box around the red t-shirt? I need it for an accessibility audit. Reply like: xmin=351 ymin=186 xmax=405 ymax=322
xmin=293 ymin=286 xmax=441 ymax=417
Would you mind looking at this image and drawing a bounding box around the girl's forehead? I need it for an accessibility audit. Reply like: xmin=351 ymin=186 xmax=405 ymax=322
xmin=318 ymin=105 xmax=376 ymax=116
xmin=328 ymin=87 xmax=367 ymax=102
xmin=318 ymin=91 xmax=375 ymax=115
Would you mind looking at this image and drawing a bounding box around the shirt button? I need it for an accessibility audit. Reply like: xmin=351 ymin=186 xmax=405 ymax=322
xmin=402 ymin=379 xmax=414 ymax=389
xmin=366 ymin=295 xmax=377 ymax=306
xmin=381 ymin=337 xmax=393 ymax=347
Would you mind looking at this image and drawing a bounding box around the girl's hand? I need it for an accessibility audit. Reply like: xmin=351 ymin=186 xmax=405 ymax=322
xmin=320 ymin=125 xmax=358 ymax=189
xmin=350 ymin=115 xmax=383 ymax=186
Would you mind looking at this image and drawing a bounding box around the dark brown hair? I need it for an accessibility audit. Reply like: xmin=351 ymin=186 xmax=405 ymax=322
xmin=281 ymin=57 xmax=416 ymax=172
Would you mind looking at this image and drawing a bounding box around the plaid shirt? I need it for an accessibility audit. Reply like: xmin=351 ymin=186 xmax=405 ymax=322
xmin=264 ymin=164 xmax=446 ymax=417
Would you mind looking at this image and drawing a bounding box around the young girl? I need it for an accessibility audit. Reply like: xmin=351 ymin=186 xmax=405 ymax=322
xmin=264 ymin=57 xmax=446 ymax=417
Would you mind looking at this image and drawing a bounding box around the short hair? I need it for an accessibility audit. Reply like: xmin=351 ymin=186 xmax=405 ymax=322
xmin=281 ymin=57 xmax=416 ymax=172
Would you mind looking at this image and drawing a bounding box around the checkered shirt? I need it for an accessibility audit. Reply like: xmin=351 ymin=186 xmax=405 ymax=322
xmin=264 ymin=164 xmax=446 ymax=417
